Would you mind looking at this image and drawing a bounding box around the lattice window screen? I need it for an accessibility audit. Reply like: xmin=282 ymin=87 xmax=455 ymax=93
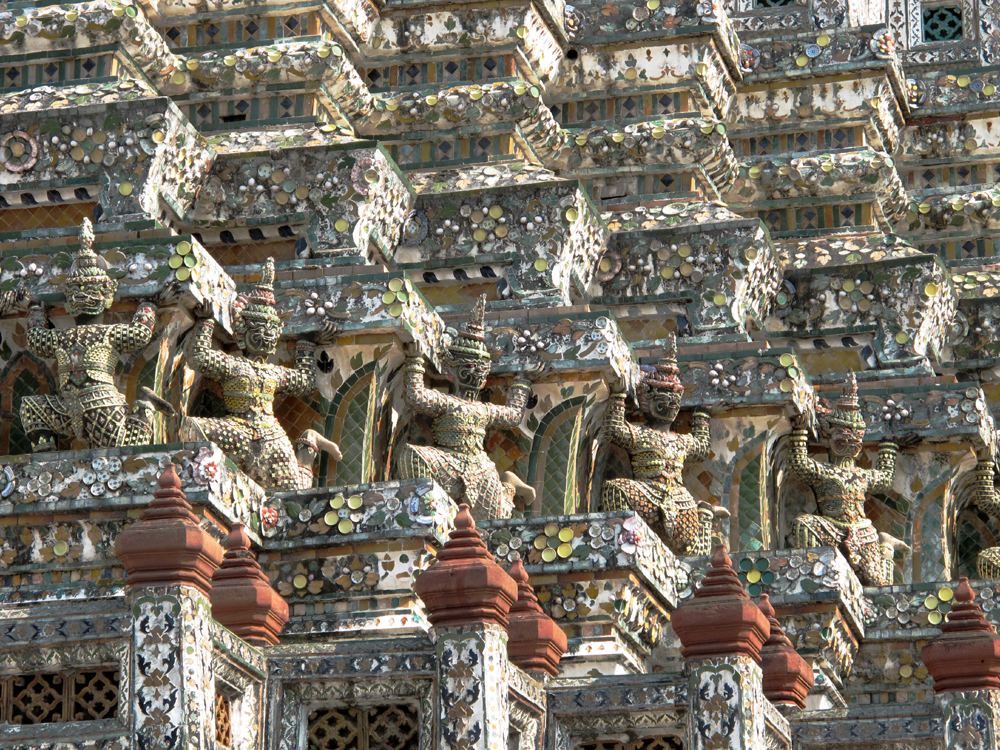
xmin=1 ymin=668 xmax=119 ymax=725
xmin=215 ymin=691 xmax=233 ymax=748
xmin=577 ymin=736 xmax=684 ymax=750
xmin=308 ymin=704 xmax=419 ymax=750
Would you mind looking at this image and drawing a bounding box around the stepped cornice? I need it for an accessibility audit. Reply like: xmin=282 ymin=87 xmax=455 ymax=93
xmin=728 ymin=149 xmax=909 ymax=224
xmin=780 ymin=235 xmax=956 ymax=369
xmin=395 ymin=163 xmax=607 ymax=306
xmin=0 ymin=83 xmax=211 ymax=223
xmin=189 ymin=141 xmax=413 ymax=257
xmin=593 ymin=200 xmax=779 ymax=338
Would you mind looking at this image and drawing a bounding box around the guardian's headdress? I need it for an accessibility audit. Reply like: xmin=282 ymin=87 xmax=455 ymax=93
xmin=642 ymin=333 xmax=684 ymax=395
xmin=234 ymin=257 xmax=281 ymax=331
xmin=447 ymin=294 xmax=490 ymax=361
xmin=827 ymin=372 xmax=865 ymax=430
xmin=67 ymin=218 xmax=114 ymax=287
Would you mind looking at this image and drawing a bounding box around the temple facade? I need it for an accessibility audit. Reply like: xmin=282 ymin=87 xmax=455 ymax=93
xmin=5 ymin=0 xmax=1000 ymax=746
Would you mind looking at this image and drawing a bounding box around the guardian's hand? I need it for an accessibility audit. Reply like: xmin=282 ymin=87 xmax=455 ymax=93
xmin=192 ymin=300 xmax=214 ymax=320
xmin=311 ymin=320 xmax=339 ymax=346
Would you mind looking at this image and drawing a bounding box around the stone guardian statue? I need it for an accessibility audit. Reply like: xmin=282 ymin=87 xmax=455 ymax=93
xmin=181 ymin=257 xmax=340 ymax=490
xmin=20 ymin=218 xmax=173 ymax=452
xmin=788 ymin=372 xmax=910 ymax=586
xmin=600 ymin=333 xmax=728 ymax=556
xmin=970 ymin=450 xmax=1000 ymax=578
xmin=396 ymin=295 xmax=535 ymax=520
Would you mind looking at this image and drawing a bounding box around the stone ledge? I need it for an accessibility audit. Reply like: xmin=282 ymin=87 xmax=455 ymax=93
xmin=260 ymin=478 xmax=456 ymax=547
xmin=0 ymin=442 xmax=263 ymax=531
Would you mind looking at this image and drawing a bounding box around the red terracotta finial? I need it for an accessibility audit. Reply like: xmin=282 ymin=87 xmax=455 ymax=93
xmin=211 ymin=522 xmax=289 ymax=646
xmin=506 ymin=559 xmax=568 ymax=678
xmin=226 ymin=522 xmax=252 ymax=554
xmin=140 ymin=463 xmax=199 ymax=521
xmin=922 ymin=577 xmax=1000 ymax=693
xmin=958 ymin=577 xmax=975 ymax=601
xmin=759 ymin=592 xmax=776 ymax=619
xmin=114 ymin=464 xmax=224 ymax=597
xmin=757 ymin=594 xmax=814 ymax=708
xmin=671 ymin=546 xmax=770 ymax=662
xmin=942 ymin=577 xmax=995 ymax=634
xmin=509 ymin=558 xmax=533 ymax=597
xmin=413 ymin=503 xmax=517 ymax=629
xmin=695 ymin=545 xmax=749 ymax=599
xmin=435 ymin=504 xmax=491 ymax=560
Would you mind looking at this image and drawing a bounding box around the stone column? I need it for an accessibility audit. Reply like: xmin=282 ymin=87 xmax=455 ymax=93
xmin=673 ymin=547 xmax=771 ymax=750
xmin=922 ymin=577 xmax=1000 ymax=750
xmin=115 ymin=464 xmax=224 ymax=750
xmin=414 ymin=504 xmax=518 ymax=750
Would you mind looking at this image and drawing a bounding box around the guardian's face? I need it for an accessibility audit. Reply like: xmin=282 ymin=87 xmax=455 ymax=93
xmin=452 ymin=357 xmax=490 ymax=392
xmin=829 ymin=425 xmax=864 ymax=460
xmin=647 ymin=388 xmax=681 ymax=423
xmin=244 ymin=316 xmax=281 ymax=356
xmin=65 ymin=280 xmax=111 ymax=317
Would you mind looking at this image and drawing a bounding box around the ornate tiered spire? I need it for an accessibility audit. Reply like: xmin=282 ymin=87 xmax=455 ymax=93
xmin=114 ymin=464 xmax=223 ymax=597
xmin=412 ymin=504 xmax=517 ymax=628
xmin=235 ymin=256 xmax=279 ymax=326
xmin=67 ymin=218 xmax=113 ymax=286
xmin=757 ymin=594 xmax=814 ymax=708
xmin=506 ymin=559 xmax=568 ymax=678
xmin=210 ymin=522 xmax=289 ymax=646
xmin=922 ymin=577 xmax=1000 ymax=693
xmin=671 ymin=546 xmax=770 ymax=661
xmin=643 ymin=332 xmax=684 ymax=394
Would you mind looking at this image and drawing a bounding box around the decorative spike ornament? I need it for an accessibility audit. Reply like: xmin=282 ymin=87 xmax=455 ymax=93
xmin=641 ymin=332 xmax=684 ymax=394
xmin=828 ymin=371 xmax=865 ymax=430
xmin=235 ymin=256 xmax=280 ymax=330
xmin=66 ymin=218 xmax=113 ymax=286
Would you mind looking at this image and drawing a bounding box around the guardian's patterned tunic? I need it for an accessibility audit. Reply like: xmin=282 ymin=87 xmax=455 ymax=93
xmin=182 ymin=319 xmax=317 ymax=490
xmin=21 ymin=303 xmax=157 ymax=448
